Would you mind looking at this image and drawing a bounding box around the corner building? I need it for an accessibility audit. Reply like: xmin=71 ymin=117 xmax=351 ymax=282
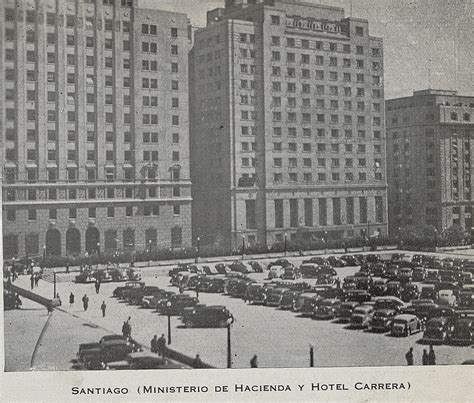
xmin=1 ymin=0 xmax=192 ymax=259
xmin=386 ymin=90 xmax=474 ymax=236
xmin=190 ymin=0 xmax=388 ymax=249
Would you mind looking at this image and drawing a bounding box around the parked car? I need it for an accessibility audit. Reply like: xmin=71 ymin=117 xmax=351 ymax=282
xmin=168 ymin=264 xmax=191 ymax=277
xmin=371 ymin=263 xmax=387 ymax=278
xmin=344 ymin=289 xmax=372 ymax=304
xmin=370 ymin=309 xmax=397 ymax=332
xmin=182 ymin=305 xmax=233 ymax=328
xmin=105 ymin=352 xmax=184 ymax=370
xmin=112 ymin=281 xmax=145 ymax=298
xmin=450 ymin=317 xmax=474 ymax=345
xmin=125 ymin=286 xmax=162 ymax=305
xmin=327 ymin=256 xmax=346 ymax=267
xmin=459 ymin=285 xmax=474 ymax=308
xmin=268 ymin=259 xmax=293 ymax=269
xmin=245 ymin=284 xmax=267 ymax=305
xmin=200 ymin=277 xmax=226 ymax=293
xmin=265 ymin=288 xmax=289 ymax=307
xmin=279 ymin=290 xmax=301 ymax=310
xmin=282 ymin=266 xmax=300 ymax=280
xmin=75 ymin=270 xmax=97 ymax=284
xmin=294 ymin=292 xmax=318 ymax=312
xmin=390 ymin=314 xmax=422 ymax=337
xmin=300 ymin=295 xmax=323 ymax=317
xmin=303 ymin=257 xmax=329 ymax=266
xmin=412 ymin=267 xmax=427 ymax=282
xmin=397 ymin=268 xmax=413 ymax=284
xmin=313 ymin=299 xmax=342 ymax=320
xmin=248 ymin=261 xmax=265 ymax=273
xmin=373 ymin=296 xmax=405 ymax=312
xmin=385 ymin=281 xmax=402 ymax=298
xmin=141 ymin=291 xmax=175 ymax=309
xmin=78 ymin=338 xmax=141 ymax=369
xmin=420 ymin=285 xmax=437 ymax=301
xmin=157 ymin=294 xmax=199 ymax=316
xmin=228 ymin=261 xmax=253 ymax=274
xmin=343 ymin=276 xmax=357 ymax=290
xmin=229 ymin=278 xmax=256 ymax=298
xmin=341 ymin=255 xmax=358 ymax=266
xmin=404 ymin=299 xmax=438 ymax=320
xmin=422 ymin=317 xmax=455 ymax=344
xmin=336 ymin=301 xmax=360 ymax=322
xmin=437 ymin=289 xmax=457 ymax=307
xmin=385 ymin=265 xmax=399 ymax=280
xmin=3 ymin=290 xmax=22 ymax=310
xmin=401 ymin=284 xmax=420 ymax=302
xmin=425 ymin=269 xmax=441 ymax=284
xmin=268 ymin=265 xmax=285 ymax=280
xmin=370 ymin=279 xmax=387 ymax=296
xmin=350 ymin=305 xmax=375 ymax=328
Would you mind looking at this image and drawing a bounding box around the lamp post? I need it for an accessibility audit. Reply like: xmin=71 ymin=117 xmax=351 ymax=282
xmin=166 ymin=301 xmax=172 ymax=345
xmin=398 ymin=227 xmax=402 ymax=248
xmin=434 ymin=228 xmax=438 ymax=249
xmin=196 ymin=236 xmax=201 ymax=263
xmin=284 ymin=233 xmax=288 ymax=256
xmin=310 ymin=345 xmax=314 ymax=368
xmin=227 ymin=316 xmax=234 ymax=368
xmin=97 ymin=242 xmax=100 ymax=257
xmin=242 ymin=235 xmax=245 ymax=260
xmin=53 ymin=270 xmax=57 ymax=299
xmin=42 ymin=245 xmax=46 ymax=268
xmin=324 ymin=231 xmax=328 ymax=254
xmin=148 ymin=239 xmax=152 ymax=253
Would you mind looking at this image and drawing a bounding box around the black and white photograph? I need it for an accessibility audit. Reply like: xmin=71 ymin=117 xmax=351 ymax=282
xmin=1 ymin=0 xmax=473 ymax=392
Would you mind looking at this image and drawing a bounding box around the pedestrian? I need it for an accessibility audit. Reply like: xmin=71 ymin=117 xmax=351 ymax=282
xmin=250 ymin=354 xmax=258 ymax=368
xmin=428 ymin=345 xmax=436 ymax=365
xmin=126 ymin=316 xmax=132 ymax=338
xmin=122 ymin=321 xmax=129 ymax=338
xmin=151 ymin=335 xmax=158 ymax=353
xmin=30 ymin=274 xmax=35 ymax=290
xmin=69 ymin=292 xmax=75 ymax=307
xmin=193 ymin=354 xmax=203 ymax=368
xmin=82 ymin=294 xmax=89 ymax=311
xmin=422 ymin=349 xmax=429 ymax=365
xmin=56 ymin=293 xmax=62 ymax=306
xmin=157 ymin=334 xmax=166 ymax=357
xmin=95 ymin=279 xmax=101 ymax=294
xmin=34 ymin=273 xmax=40 ymax=287
xmin=66 ymin=263 xmax=70 ymax=274
xmin=405 ymin=347 xmax=414 ymax=366
xmin=196 ymin=284 xmax=200 ymax=299
xmin=101 ymin=301 xmax=106 ymax=317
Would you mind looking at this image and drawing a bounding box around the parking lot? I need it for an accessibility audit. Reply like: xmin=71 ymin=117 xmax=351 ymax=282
xmin=7 ymin=250 xmax=474 ymax=369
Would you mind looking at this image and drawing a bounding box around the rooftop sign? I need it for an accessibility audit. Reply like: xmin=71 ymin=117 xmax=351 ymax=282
xmin=286 ymin=16 xmax=348 ymax=35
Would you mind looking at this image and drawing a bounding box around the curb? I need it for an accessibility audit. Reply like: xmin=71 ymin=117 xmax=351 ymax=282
xmin=30 ymin=312 xmax=53 ymax=370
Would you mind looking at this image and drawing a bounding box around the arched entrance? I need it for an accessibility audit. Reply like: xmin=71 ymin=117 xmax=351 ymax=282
xmin=46 ymin=229 xmax=61 ymax=256
xmin=85 ymin=227 xmax=100 ymax=254
xmin=66 ymin=228 xmax=81 ymax=256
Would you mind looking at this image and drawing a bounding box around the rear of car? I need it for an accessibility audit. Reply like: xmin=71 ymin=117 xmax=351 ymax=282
xmin=450 ymin=318 xmax=473 ymax=345
xmin=313 ymin=299 xmax=341 ymax=320
xmin=422 ymin=318 xmax=452 ymax=344
xmin=350 ymin=306 xmax=374 ymax=328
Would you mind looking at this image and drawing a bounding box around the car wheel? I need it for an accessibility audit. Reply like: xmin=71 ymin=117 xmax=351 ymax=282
xmin=185 ymin=320 xmax=193 ymax=328
xmin=219 ymin=320 xmax=227 ymax=328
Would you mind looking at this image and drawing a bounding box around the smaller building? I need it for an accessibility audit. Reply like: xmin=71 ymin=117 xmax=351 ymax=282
xmin=386 ymin=89 xmax=474 ymax=236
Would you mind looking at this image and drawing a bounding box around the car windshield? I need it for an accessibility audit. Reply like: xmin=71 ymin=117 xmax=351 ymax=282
xmin=392 ymin=320 xmax=407 ymax=326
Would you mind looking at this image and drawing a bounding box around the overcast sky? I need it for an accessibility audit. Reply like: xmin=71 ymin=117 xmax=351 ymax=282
xmin=142 ymin=0 xmax=473 ymax=99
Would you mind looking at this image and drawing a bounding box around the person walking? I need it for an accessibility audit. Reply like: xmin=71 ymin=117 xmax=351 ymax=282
xmin=30 ymin=274 xmax=35 ymax=290
xmin=82 ymin=294 xmax=89 ymax=311
xmin=34 ymin=273 xmax=40 ymax=287
xmin=66 ymin=263 xmax=70 ymax=274
xmin=405 ymin=348 xmax=414 ymax=366
xmin=100 ymin=301 xmax=107 ymax=317
xmin=56 ymin=293 xmax=62 ymax=306
xmin=69 ymin=292 xmax=75 ymax=308
xmin=422 ymin=349 xmax=429 ymax=365
xmin=193 ymin=354 xmax=203 ymax=368
xmin=196 ymin=284 xmax=200 ymax=299
xmin=95 ymin=279 xmax=101 ymax=294
xmin=428 ymin=345 xmax=436 ymax=365
xmin=157 ymin=334 xmax=166 ymax=357
xmin=151 ymin=335 xmax=158 ymax=354
xmin=250 ymin=354 xmax=258 ymax=368
xmin=122 ymin=321 xmax=129 ymax=338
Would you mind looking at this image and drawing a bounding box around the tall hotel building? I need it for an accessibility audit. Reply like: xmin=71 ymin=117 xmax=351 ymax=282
xmin=1 ymin=0 xmax=192 ymax=259
xmin=386 ymin=89 xmax=474 ymax=236
xmin=190 ymin=0 xmax=388 ymax=249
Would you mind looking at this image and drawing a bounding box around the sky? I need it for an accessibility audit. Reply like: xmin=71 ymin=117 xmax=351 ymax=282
xmin=142 ymin=0 xmax=474 ymax=99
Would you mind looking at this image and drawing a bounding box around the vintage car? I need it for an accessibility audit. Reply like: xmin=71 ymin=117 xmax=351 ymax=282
xmin=385 ymin=281 xmax=402 ymax=298
xmin=294 ymin=292 xmax=318 ymax=312
xmin=3 ymin=290 xmax=22 ymax=310
xmin=327 ymin=256 xmax=346 ymax=267
xmin=370 ymin=279 xmax=388 ymax=296
xmin=300 ymin=295 xmax=323 ymax=317
xmin=268 ymin=259 xmax=293 ymax=269
xmin=168 ymin=264 xmax=192 ymax=277
xmin=397 ymin=268 xmax=413 ymax=284
xmin=282 ymin=267 xmax=300 ymax=280
xmin=370 ymin=309 xmax=397 ymax=332
xmin=371 ymin=263 xmax=387 ymax=278
xmin=422 ymin=317 xmax=455 ymax=344
xmin=279 ymin=290 xmax=301 ymax=310
xmin=403 ymin=299 xmax=438 ymax=320
xmin=390 ymin=314 xmax=422 ymax=337
xmin=313 ymin=299 xmax=342 ymax=320
xmin=105 ymin=352 xmax=184 ymax=370
xmin=340 ymin=255 xmax=359 ymax=266
xmin=75 ymin=270 xmax=97 ymax=284
xmin=112 ymin=281 xmax=145 ymax=298
xmin=336 ymin=301 xmax=360 ymax=322
xmin=350 ymin=305 xmax=375 ymax=328
xmin=343 ymin=276 xmax=358 ymax=290
xmin=420 ymin=285 xmax=437 ymax=300
xmin=93 ymin=268 xmax=113 ymax=283
xmin=228 ymin=278 xmax=256 ymax=298
xmin=384 ymin=265 xmax=399 ymax=280
xmin=182 ymin=305 xmax=233 ymax=328
xmin=401 ymin=284 xmax=420 ymax=302
xmin=248 ymin=261 xmax=265 ymax=273
xmin=355 ymin=275 xmax=373 ymax=291
xmin=200 ymin=277 xmax=226 ymax=293
xmin=344 ymin=289 xmax=372 ymax=304
xmin=437 ymin=289 xmax=457 ymax=307
xmin=228 ymin=261 xmax=254 ymax=274
xmin=459 ymin=285 xmax=474 ymax=308
xmin=127 ymin=268 xmax=142 ymax=281
xmin=108 ymin=266 xmax=129 ymax=282
xmin=425 ymin=269 xmax=441 ymax=284
xmin=265 ymin=288 xmax=289 ymax=307
xmin=303 ymin=257 xmax=329 ymax=266
xmin=78 ymin=337 xmax=141 ymax=369
xmin=268 ymin=265 xmax=285 ymax=280
xmin=245 ymin=284 xmax=267 ymax=305
xmin=125 ymin=286 xmax=162 ymax=305
xmin=412 ymin=267 xmax=427 ymax=282
xmin=373 ymin=296 xmax=405 ymax=312
xmin=141 ymin=291 xmax=175 ymax=309
xmin=157 ymin=294 xmax=199 ymax=316
xmin=450 ymin=317 xmax=474 ymax=345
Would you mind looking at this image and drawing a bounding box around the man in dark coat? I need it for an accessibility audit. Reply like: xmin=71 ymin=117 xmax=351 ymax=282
xmin=428 ymin=345 xmax=436 ymax=365
xmin=151 ymin=335 xmax=158 ymax=354
xmin=405 ymin=348 xmax=414 ymax=365
xmin=69 ymin=292 xmax=75 ymax=307
xmin=30 ymin=274 xmax=35 ymax=290
xmin=250 ymin=355 xmax=258 ymax=368
xmin=95 ymin=279 xmax=101 ymax=294
xmin=100 ymin=301 xmax=107 ymax=317
xmin=193 ymin=354 xmax=203 ymax=368
xmin=122 ymin=321 xmax=129 ymax=338
xmin=82 ymin=294 xmax=89 ymax=311
xmin=157 ymin=334 xmax=166 ymax=357
xmin=422 ymin=349 xmax=429 ymax=365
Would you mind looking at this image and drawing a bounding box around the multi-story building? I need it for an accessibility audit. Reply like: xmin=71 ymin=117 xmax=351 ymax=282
xmin=190 ymin=0 xmax=388 ymax=249
xmin=1 ymin=0 xmax=192 ymax=259
xmin=386 ymin=89 xmax=474 ymax=236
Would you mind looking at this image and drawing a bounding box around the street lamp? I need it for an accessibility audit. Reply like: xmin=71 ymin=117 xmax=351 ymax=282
xmin=284 ymin=233 xmax=288 ymax=256
xmin=397 ymin=227 xmax=402 ymax=248
xmin=53 ymin=269 xmax=57 ymax=299
xmin=42 ymin=245 xmax=46 ymax=268
xmin=196 ymin=236 xmax=201 ymax=263
xmin=148 ymin=239 xmax=152 ymax=253
xmin=434 ymin=228 xmax=438 ymax=249
xmin=97 ymin=242 xmax=100 ymax=257
xmin=241 ymin=235 xmax=245 ymax=260
xmin=227 ymin=316 xmax=234 ymax=368
xmin=324 ymin=231 xmax=328 ymax=254
xmin=166 ymin=301 xmax=172 ymax=345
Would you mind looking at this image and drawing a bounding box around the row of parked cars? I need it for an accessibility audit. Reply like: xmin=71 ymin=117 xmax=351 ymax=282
xmin=75 ymin=263 xmax=142 ymax=284
xmin=111 ymin=281 xmax=234 ymax=328
xmin=75 ymin=334 xmax=184 ymax=370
